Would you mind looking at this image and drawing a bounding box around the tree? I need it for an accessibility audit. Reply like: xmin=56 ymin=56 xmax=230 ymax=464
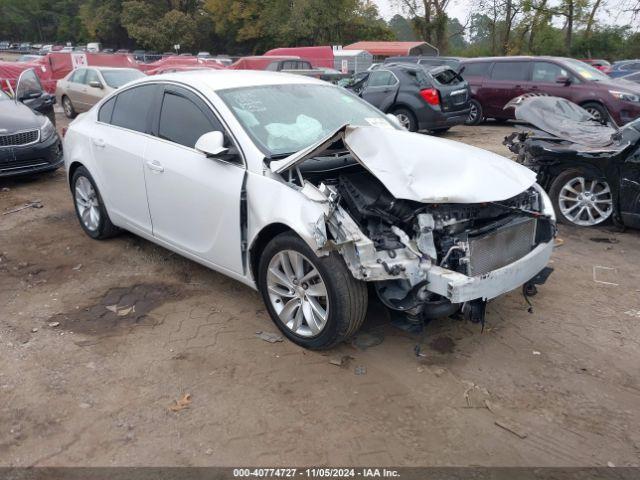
xmin=389 ymin=14 xmax=418 ymax=40
xmin=395 ymin=0 xmax=452 ymax=53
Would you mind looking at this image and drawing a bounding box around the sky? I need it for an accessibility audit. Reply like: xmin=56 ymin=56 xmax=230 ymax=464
xmin=371 ymin=0 xmax=635 ymax=28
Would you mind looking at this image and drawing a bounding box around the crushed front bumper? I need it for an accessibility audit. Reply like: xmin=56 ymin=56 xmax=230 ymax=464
xmin=425 ymin=240 xmax=554 ymax=304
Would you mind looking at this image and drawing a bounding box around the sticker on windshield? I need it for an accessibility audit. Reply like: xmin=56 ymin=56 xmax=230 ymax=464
xmin=341 ymin=95 xmax=355 ymax=103
xmin=365 ymin=117 xmax=394 ymax=129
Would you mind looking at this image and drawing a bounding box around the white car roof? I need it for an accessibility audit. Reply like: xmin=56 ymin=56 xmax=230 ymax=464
xmin=135 ymin=69 xmax=327 ymax=92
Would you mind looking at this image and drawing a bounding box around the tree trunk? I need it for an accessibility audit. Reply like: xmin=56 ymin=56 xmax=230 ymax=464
xmin=503 ymin=0 xmax=512 ymax=55
xmin=585 ymin=0 xmax=601 ymax=37
xmin=564 ymin=0 xmax=574 ymax=53
xmin=528 ymin=0 xmax=547 ymax=53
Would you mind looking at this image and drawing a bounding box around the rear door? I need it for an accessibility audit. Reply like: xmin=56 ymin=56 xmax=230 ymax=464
xmin=482 ymin=61 xmax=531 ymax=118
xmin=90 ymin=84 xmax=157 ymax=234
xmin=619 ymin=148 xmax=640 ymax=228
xmin=360 ymin=69 xmax=399 ymax=112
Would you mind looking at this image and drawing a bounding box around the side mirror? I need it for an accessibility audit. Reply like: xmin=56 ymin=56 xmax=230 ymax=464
xmin=556 ymin=76 xmax=571 ymax=85
xmin=89 ymin=81 xmax=103 ymax=89
xmin=195 ymin=131 xmax=228 ymax=157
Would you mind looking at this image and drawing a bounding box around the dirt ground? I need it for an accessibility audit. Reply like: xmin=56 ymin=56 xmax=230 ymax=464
xmin=1 ymin=112 xmax=639 ymax=468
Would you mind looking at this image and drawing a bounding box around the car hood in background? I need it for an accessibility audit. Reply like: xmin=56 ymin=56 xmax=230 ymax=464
xmin=0 ymin=101 xmax=43 ymax=133
xmin=270 ymin=125 xmax=536 ymax=203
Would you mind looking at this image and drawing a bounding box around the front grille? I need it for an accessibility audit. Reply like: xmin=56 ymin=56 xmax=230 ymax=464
xmin=0 ymin=129 xmax=40 ymax=147
xmin=467 ymin=218 xmax=537 ymax=276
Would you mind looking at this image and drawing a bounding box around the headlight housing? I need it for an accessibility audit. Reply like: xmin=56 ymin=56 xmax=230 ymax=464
xmin=609 ymin=90 xmax=640 ymax=102
xmin=39 ymin=116 xmax=56 ymax=141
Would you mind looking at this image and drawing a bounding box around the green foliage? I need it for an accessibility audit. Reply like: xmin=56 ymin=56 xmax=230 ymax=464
xmin=389 ymin=13 xmax=418 ymax=41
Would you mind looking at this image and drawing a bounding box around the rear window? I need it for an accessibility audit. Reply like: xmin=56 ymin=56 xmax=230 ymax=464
xmin=490 ymin=62 xmax=529 ymax=81
xmin=98 ymin=96 xmax=116 ymax=123
xmin=462 ymin=62 xmax=490 ymax=77
xmin=431 ymin=68 xmax=462 ymax=85
xmin=110 ymin=85 xmax=156 ymax=133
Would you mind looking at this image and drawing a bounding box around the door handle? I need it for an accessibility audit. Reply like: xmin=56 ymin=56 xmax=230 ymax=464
xmin=92 ymin=138 xmax=105 ymax=148
xmin=146 ymin=160 xmax=164 ymax=173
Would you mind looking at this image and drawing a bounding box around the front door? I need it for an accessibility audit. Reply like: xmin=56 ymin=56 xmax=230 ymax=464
xmin=143 ymin=85 xmax=245 ymax=274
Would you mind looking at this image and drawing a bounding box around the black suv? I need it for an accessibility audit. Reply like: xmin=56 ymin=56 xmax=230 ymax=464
xmin=345 ymin=64 xmax=471 ymax=133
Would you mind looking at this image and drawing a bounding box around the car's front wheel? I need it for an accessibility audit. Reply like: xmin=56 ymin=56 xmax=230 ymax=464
xmin=71 ymin=166 xmax=119 ymax=239
xmin=549 ymin=169 xmax=614 ymax=227
xmin=258 ymin=232 xmax=368 ymax=349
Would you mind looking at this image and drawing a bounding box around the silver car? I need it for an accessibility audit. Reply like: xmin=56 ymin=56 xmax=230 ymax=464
xmin=56 ymin=67 xmax=145 ymax=118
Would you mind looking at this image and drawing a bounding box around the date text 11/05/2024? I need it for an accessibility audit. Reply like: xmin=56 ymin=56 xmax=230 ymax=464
xmin=232 ymin=468 xmax=401 ymax=478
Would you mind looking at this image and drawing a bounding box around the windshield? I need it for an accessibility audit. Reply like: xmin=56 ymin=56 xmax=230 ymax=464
xmin=564 ymin=58 xmax=611 ymax=81
xmin=101 ymin=69 xmax=145 ymax=88
xmin=217 ymin=84 xmax=396 ymax=156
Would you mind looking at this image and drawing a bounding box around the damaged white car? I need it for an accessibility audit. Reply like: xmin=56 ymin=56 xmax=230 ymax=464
xmin=64 ymin=71 xmax=556 ymax=349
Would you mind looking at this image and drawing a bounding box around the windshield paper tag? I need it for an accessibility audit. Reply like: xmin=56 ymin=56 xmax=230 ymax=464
xmin=365 ymin=117 xmax=394 ymax=129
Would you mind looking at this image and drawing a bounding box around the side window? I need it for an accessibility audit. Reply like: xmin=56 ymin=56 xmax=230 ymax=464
xmin=110 ymin=84 xmax=156 ymax=133
xmin=463 ymin=62 xmax=490 ymax=77
xmin=157 ymin=89 xmax=221 ymax=148
xmin=266 ymin=62 xmax=280 ymax=71
xmin=85 ymin=69 xmax=100 ymax=85
xmin=70 ymin=68 xmax=86 ymax=84
xmin=367 ymin=70 xmax=396 ymax=87
xmin=98 ymin=96 xmax=116 ymax=123
xmin=490 ymin=62 xmax=530 ymax=81
xmin=532 ymin=62 xmax=569 ymax=82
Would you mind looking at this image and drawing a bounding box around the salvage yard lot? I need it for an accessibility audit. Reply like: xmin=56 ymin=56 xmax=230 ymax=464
xmin=1 ymin=115 xmax=639 ymax=467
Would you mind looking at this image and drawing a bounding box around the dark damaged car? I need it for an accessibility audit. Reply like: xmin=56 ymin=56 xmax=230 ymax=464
xmin=505 ymin=94 xmax=640 ymax=228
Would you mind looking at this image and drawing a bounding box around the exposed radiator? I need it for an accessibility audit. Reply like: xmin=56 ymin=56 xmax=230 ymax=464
xmin=467 ymin=218 xmax=537 ymax=276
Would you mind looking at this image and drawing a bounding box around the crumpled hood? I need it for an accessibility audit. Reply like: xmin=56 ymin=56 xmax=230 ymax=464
xmin=270 ymin=125 xmax=536 ymax=203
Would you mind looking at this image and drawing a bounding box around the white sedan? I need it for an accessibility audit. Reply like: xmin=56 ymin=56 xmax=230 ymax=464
xmin=63 ymin=70 xmax=556 ymax=349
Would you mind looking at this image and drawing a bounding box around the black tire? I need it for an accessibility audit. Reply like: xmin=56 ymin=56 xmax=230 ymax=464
xmin=464 ymin=99 xmax=483 ymax=125
xmin=581 ymin=102 xmax=609 ymax=124
xmin=62 ymin=95 xmax=77 ymax=119
xmin=258 ymin=232 xmax=368 ymax=350
xmin=430 ymin=127 xmax=450 ymax=134
xmin=549 ymin=168 xmax=613 ymax=227
xmin=71 ymin=166 xmax=119 ymax=239
xmin=392 ymin=107 xmax=418 ymax=132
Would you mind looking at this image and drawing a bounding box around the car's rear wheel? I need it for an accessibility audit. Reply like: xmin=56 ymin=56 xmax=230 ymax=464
xmin=71 ymin=166 xmax=119 ymax=239
xmin=62 ymin=96 xmax=77 ymax=119
xmin=258 ymin=232 xmax=367 ymax=349
xmin=392 ymin=108 xmax=418 ymax=132
xmin=549 ymin=169 xmax=613 ymax=227
xmin=464 ymin=99 xmax=483 ymax=125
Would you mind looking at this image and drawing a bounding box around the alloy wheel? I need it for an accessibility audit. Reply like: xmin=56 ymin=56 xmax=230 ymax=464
xmin=395 ymin=113 xmax=412 ymax=130
xmin=266 ymin=250 xmax=329 ymax=337
xmin=585 ymin=106 xmax=602 ymax=122
xmin=63 ymin=98 xmax=73 ymax=117
xmin=75 ymin=176 xmax=101 ymax=231
xmin=558 ymin=176 xmax=613 ymax=226
xmin=468 ymin=103 xmax=478 ymax=122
